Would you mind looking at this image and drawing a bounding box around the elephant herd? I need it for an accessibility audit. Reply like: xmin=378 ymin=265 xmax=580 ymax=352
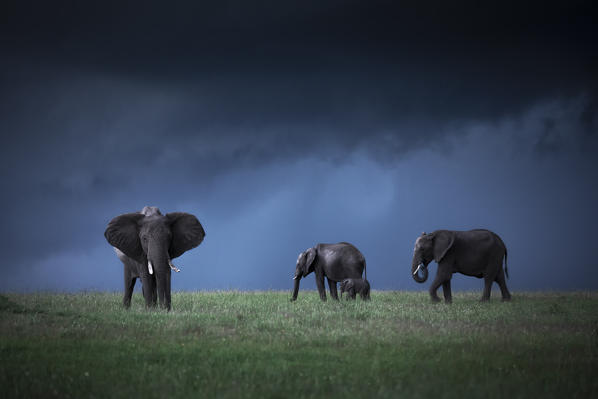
xmin=104 ymin=207 xmax=511 ymax=311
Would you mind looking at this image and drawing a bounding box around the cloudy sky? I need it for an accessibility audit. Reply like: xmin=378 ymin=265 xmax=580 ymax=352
xmin=1 ymin=1 xmax=597 ymax=294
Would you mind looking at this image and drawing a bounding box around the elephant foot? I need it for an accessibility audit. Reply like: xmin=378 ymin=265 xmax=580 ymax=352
xmin=430 ymin=296 xmax=441 ymax=303
xmin=444 ymin=299 xmax=452 ymax=304
xmin=501 ymin=296 xmax=512 ymax=302
xmin=479 ymin=297 xmax=490 ymax=302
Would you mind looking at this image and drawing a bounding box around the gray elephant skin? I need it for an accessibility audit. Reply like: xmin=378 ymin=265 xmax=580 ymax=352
xmin=340 ymin=278 xmax=371 ymax=300
xmin=104 ymin=206 xmax=205 ymax=310
xmin=291 ymin=242 xmax=366 ymax=301
xmin=411 ymin=229 xmax=510 ymax=303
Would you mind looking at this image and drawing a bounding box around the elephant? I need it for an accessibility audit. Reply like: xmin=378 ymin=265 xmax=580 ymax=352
xmin=340 ymin=278 xmax=371 ymax=300
xmin=104 ymin=206 xmax=205 ymax=310
xmin=411 ymin=229 xmax=510 ymax=303
xmin=291 ymin=242 xmax=366 ymax=301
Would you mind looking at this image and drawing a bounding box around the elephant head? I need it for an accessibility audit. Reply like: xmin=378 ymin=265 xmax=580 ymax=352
xmin=339 ymin=279 xmax=353 ymax=299
xmin=411 ymin=231 xmax=455 ymax=283
xmin=104 ymin=209 xmax=205 ymax=309
xmin=290 ymin=247 xmax=316 ymax=301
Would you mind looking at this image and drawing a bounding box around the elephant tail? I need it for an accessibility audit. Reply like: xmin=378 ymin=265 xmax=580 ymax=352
xmin=504 ymin=248 xmax=509 ymax=279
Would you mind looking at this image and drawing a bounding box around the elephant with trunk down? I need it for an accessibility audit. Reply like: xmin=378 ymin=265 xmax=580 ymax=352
xmin=291 ymin=242 xmax=366 ymax=301
xmin=340 ymin=278 xmax=371 ymax=300
xmin=411 ymin=229 xmax=511 ymax=303
xmin=105 ymin=206 xmax=205 ymax=310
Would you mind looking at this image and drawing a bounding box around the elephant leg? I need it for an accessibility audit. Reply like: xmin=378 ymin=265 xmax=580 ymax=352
xmin=495 ymin=269 xmax=511 ymax=301
xmin=481 ymin=274 xmax=493 ymax=301
xmin=165 ymin=271 xmax=172 ymax=311
xmin=429 ymin=274 xmax=444 ymax=302
xmin=349 ymin=288 xmax=356 ymax=300
xmin=442 ymin=279 xmax=452 ymax=303
xmin=315 ymin=273 xmax=327 ymax=301
xmin=431 ymin=264 xmax=453 ymax=303
xmin=123 ymin=277 xmax=136 ymax=308
xmin=328 ymin=278 xmax=339 ymax=300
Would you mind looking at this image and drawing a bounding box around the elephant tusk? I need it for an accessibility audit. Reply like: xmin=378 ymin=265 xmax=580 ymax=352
xmin=147 ymin=246 xmax=154 ymax=274
xmin=413 ymin=264 xmax=424 ymax=276
xmin=293 ymin=275 xmax=298 ymax=280
xmin=169 ymin=259 xmax=181 ymax=273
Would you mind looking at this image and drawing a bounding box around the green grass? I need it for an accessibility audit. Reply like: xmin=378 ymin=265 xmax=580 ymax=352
xmin=1 ymin=291 xmax=597 ymax=398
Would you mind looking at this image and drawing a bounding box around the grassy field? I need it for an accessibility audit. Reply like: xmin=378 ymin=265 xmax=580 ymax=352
xmin=1 ymin=291 xmax=597 ymax=398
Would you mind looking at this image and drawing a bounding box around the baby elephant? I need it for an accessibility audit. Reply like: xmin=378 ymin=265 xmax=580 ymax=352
xmin=340 ymin=278 xmax=371 ymax=300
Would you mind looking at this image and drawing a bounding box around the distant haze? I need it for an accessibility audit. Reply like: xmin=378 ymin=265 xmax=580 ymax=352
xmin=1 ymin=1 xmax=597 ymax=292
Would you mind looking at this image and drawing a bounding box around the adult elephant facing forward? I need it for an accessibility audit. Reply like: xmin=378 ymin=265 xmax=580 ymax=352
xmin=411 ymin=229 xmax=510 ymax=303
xmin=291 ymin=242 xmax=366 ymax=301
xmin=105 ymin=206 xmax=205 ymax=310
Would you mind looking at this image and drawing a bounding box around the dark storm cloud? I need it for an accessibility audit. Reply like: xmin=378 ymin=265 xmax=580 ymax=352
xmin=1 ymin=1 xmax=597 ymax=291
xmin=3 ymin=0 xmax=596 ymax=126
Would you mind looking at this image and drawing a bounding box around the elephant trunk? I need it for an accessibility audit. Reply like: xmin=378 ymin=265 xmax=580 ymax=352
xmin=156 ymin=268 xmax=172 ymax=311
xmin=148 ymin=241 xmax=172 ymax=310
xmin=411 ymin=256 xmax=428 ymax=283
xmin=291 ymin=276 xmax=300 ymax=301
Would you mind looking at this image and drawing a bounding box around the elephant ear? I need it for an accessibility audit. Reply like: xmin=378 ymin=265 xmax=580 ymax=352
xmin=104 ymin=213 xmax=145 ymax=263
xmin=303 ymin=247 xmax=317 ymax=276
xmin=433 ymin=230 xmax=455 ymax=263
xmin=166 ymin=212 xmax=205 ymax=259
